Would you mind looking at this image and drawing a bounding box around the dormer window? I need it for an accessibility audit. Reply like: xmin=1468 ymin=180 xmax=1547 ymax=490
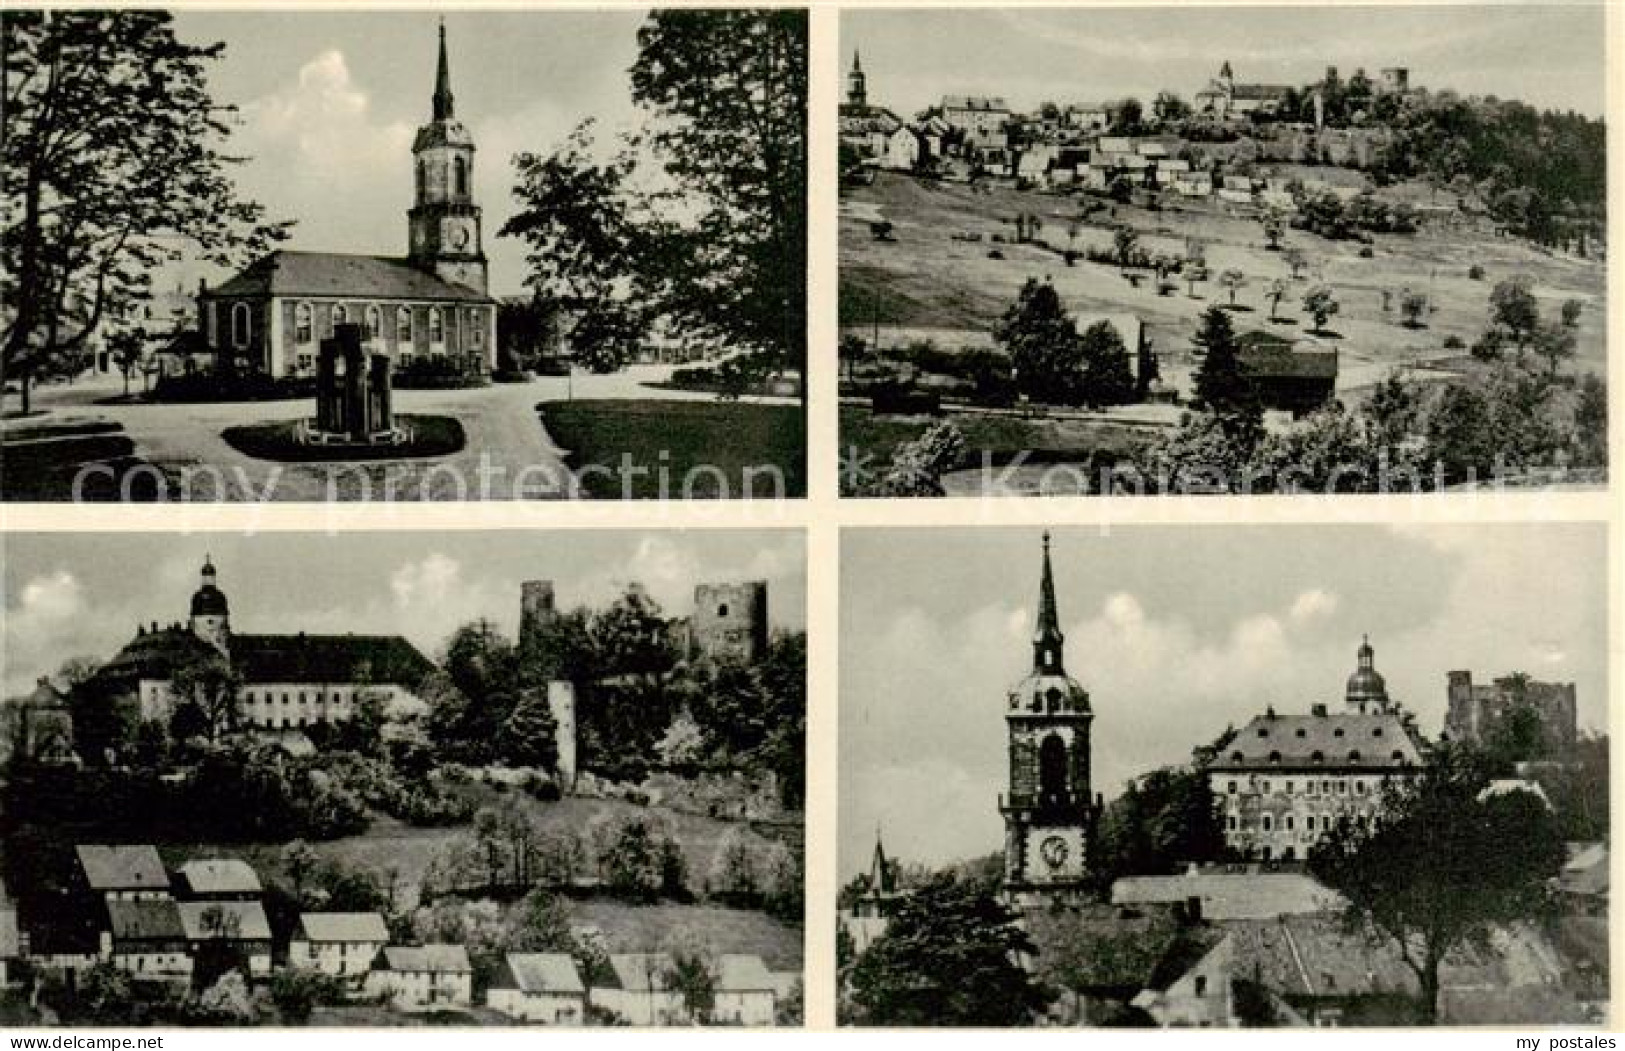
xmin=1372 ymin=727 xmax=1384 ymax=737
xmin=1333 ymin=728 xmax=1345 ymax=738
xmin=1311 ymin=750 xmax=1325 ymax=764
xmin=1268 ymin=750 xmax=1281 ymax=765
xmin=1230 ymin=751 xmax=1244 ymax=764
xmin=1295 ymin=728 xmax=1307 ymax=738
xmin=1348 ymin=750 xmax=1362 ymax=763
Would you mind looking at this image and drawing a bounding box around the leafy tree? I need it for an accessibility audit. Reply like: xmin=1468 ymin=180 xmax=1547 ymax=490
xmin=1400 ymin=290 xmax=1428 ymax=328
xmin=661 ymin=927 xmax=718 ymax=1024
xmin=1310 ymin=746 xmax=1566 ymax=1023
xmin=589 ymin=811 xmax=686 ymax=901
xmin=846 ymin=876 xmax=1046 ymax=1026
xmin=506 ymin=887 xmax=576 ymax=954
xmin=2 ymin=11 xmax=287 ymax=411
xmin=1095 ymin=765 xmax=1225 ymax=886
xmin=1077 ymin=319 xmax=1137 ymax=408
xmin=1112 ymin=226 xmax=1139 ymax=266
xmin=269 ymin=967 xmax=346 ymax=1025
xmin=862 ymin=421 xmax=966 ymax=498
xmin=1302 ymin=285 xmax=1340 ymax=333
xmin=170 ymin=655 xmax=242 ymax=744
xmin=500 ymin=690 xmax=558 ymax=769
xmin=1260 ymin=210 xmax=1285 ymax=250
xmin=1488 ymin=277 xmax=1541 ymax=357
xmin=627 ymin=10 xmax=808 ymax=397
xmin=1571 ymin=373 xmax=1607 ymax=468
xmin=1265 ymin=278 xmax=1288 ymax=321
xmin=1111 ymin=97 xmax=1144 ymax=135
xmin=281 ymin=840 xmax=320 ymax=901
xmin=1561 ymin=298 xmax=1583 ymax=329
xmin=1152 ymin=91 xmax=1191 ymax=126
xmin=1283 ymin=246 xmax=1308 ymax=280
xmin=995 ymin=278 xmax=1085 ymax=406
xmin=1218 ymin=268 xmax=1247 ymax=307
xmin=1531 ymin=321 xmax=1576 ymax=379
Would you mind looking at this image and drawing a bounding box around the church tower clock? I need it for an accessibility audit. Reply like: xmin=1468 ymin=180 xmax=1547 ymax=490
xmin=1000 ymin=533 xmax=1100 ymax=905
xmin=408 ymin=22 xmax=488 ymax=295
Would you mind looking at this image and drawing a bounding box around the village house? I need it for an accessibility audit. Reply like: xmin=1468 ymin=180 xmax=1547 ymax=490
xmin=1130 ymin=931 xmax=1235 ymax=1028
xmin=76 ymin=845 xmax=171 ymax=903
xmin=882 ymin=126 xmax=925 ymax=172
xmin=176 ymin=858 xmax=263 ymax=902
xmin=590 ymin=953 xmax=689 ymax=1025
xmin=365 ymin=944 xmax=474 ymax=1008
xmin=101 ymin=900 xmax=192 ymax=983
xmin=177 ymin=900 xmax=273 ymax=978
xmin=289 ymin=912 xmax=390 ymax=981
xmin=940 ymin=95 xmax=1011 ymax=136
xmin=713 ymin=954 xmax=778 ymax=1026
xmin=488 ymin=952 xmax=588 ymax=1024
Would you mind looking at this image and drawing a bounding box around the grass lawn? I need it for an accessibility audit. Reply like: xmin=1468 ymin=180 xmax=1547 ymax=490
xmin=0 ymin=427 xmax=168 ymax=501
xmin=841 ymin=403 xmax=1149 ymax=489
xmin=541 ymin=399 xmax=805 ymax=499
xmin=221 ymin=414 xmax=465 ymax=462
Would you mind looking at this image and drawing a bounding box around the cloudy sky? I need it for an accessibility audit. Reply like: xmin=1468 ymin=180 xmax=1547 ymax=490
xmin=843 ymin=5 xmax=1607 ymax=120
xmin=164 ymin=10 xmax=649 ymax=297
xmin=3 ymin=530 xmax=804 ymax=696
xmin=839 ymin=524 xmax=1607 ymax=878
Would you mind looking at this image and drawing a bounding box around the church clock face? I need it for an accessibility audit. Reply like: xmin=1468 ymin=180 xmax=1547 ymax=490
xmin=1040 ymin=835 xmax=1069 ymax=870
xmin=451 ymin=225 xmax=470 ymax=250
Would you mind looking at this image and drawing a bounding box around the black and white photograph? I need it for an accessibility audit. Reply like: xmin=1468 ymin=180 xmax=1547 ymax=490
xmin=1 ymin=530 xmax=806 ymax=1026
xmin=2 ymin=9 xmax=807 ymax=502
xmin=838 ymin=525 xmax=1608 ymax=1026
xmin=837 ymin=6 xmax=1608 ymax=497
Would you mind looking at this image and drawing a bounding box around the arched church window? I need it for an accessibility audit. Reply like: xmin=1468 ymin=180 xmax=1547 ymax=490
xmin=295 ymin=303 xmax=312 ymax=344
xmin=365 ymin=305 xmax=382 ymax=343
xmin=428 ymin=308 xmax=444 ymax=346
xmin=471 ymin=310 xmax=484 ymax=347
xmin=231 ymin=303 xmax=251 ymax=349
xmin=416 ymin=159 xmax=427 ymax=199
xmin=454 ymin=155 xmax=468 ymax=197
xmin=331 ymin=304 xmax=348 ymax=337
xmin=397 ymin=306 xmax=413 ymax=343
xmin=1038 ymin=733 xmax=1068 ymax=808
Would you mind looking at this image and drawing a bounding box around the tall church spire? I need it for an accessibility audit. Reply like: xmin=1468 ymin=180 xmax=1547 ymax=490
xmin=433 ymin=19 xmax=455 ymax=121
xmin=1033 ymin=532 xmax=1065 ymax=675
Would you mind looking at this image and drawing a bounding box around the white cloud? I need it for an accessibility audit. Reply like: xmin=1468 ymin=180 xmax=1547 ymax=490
xmin=5 ymin=571 xmax=88 ymax=693
xmin=1290 ymin=589 xmax=1339 ymax=624
xmin=235 ymin=50 xmax=414 ymax=253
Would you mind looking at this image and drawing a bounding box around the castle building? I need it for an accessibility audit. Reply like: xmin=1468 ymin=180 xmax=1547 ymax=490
xmin=1001 ymin=533 xmax=1101 ymax=906
xmin=196 ymin=23 xmax=496 ymax=378
xmin=1444 ymin=671 xmax=1578 ymax=758
xmin=1208 ymin=638 xmax=1425 ymax=861
xmin=82 ymin=558 xmax=433 ymax=739
xmin=690 ymin=583 xmax=769 ymax=665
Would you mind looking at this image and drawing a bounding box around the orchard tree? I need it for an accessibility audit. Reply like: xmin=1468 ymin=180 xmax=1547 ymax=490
xmin=1302 ymin=285 xmax=1341 ymax=334
xmin=1218 ymin=268 xmax=1247 ymax=308
xmin=3 ymin=11 xmax=288 ymax=411
xmin=1561 ymin=298 xmax=1583 ymax=329
xmin=1310 ymin=747 xmax=1566 ymax=1023
xmin=1283 ymin=246 xmax=1309 ymax=280
xmin=1112 ymin=225 xmax=1139 ymax=266
xmin=1400 ymin=290 xmax=1428 ymax=328
xmin=1265 ymin=278 xmax=1288 ymax=321
xmin=1488 ymin=276 xmax=1540 ymax=357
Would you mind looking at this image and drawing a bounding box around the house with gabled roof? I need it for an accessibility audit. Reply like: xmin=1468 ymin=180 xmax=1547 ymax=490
xmin=101 ymin=899 xmax=192 ymax=983
xmin=177 ymin=858 xmax=263 ymax=901
xmin=177 ymin=900 xmax=273 ymax=978
xmin=714 ymin=954 xmax=778 ymax=1026
xmin=589 ymin=953 xmax=689 ymax=1026
xmin=76 ymin=845 xmax=170 ymax=902
xmin=365 ymin=944 xmax=474 ymax=1008
xmin=488 ymin=952 xmax=588 ymax=1024
xmin=289 ymin=912 xmax=389 ymax=980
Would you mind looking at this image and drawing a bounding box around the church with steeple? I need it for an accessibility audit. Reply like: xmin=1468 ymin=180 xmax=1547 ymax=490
xmin=196 ymin=22 xmax=497 ymax=378
xmin=1001 ymin=533 xmax=1102 ymax=907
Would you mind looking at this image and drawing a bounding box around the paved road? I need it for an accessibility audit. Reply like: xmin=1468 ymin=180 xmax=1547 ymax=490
xmin=12 ymin=365 xmax=796 ymax=502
